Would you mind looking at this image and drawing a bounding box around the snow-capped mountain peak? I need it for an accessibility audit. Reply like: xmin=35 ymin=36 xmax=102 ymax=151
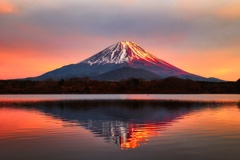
xmin=83 ymin=41 xmax=161 ymax=65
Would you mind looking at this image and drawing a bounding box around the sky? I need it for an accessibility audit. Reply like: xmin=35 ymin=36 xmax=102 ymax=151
xmin=0 ymin=0 xmax=240 ymax=81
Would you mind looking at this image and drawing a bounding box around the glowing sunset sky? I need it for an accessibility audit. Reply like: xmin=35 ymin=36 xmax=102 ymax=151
xmin=0 ymin=0 xmax=240 ymax=81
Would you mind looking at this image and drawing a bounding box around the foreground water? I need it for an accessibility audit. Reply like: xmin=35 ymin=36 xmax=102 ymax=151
xmin=0 ymin=94 xmax=240 ymax=160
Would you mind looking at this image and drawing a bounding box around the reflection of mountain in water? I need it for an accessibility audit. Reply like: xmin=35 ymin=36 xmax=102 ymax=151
xmin=25 ymin=101 xmax=206 ymax=149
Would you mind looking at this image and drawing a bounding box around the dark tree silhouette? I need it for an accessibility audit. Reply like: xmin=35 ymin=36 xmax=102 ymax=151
xmin=237 ymin=79 xmax=240 ymax=92
xmin=0 ymin=78 xmax=239 ymax=94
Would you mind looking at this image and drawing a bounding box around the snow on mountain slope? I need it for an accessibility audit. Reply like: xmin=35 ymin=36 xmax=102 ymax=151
xmin=83 ymin=41 xmax=161 ymax=65
xmin=83 ymin=41 xmax=174 ymax=67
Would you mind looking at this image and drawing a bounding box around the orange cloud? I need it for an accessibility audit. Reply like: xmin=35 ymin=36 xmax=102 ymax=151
xmin=174 ymin=0 xmax=217 ymax=18
xmin=174 ymin=0 xmax=240 ymax=21
xmin=216 ymin=3 xmax=240 ymax=20
xmin=0 ymin=0 xmax=16 ymax=14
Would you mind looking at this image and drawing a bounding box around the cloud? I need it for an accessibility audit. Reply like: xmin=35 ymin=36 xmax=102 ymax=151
xmin=1 ymin=0 xmax=240 ymax=80
xmin=1 ymin=0 xmax=240 ymax=51
xmin=1 ymin=0 xmax=239 ymax=55
xmin=0 ymin=0 xmax=16 ymax=14
xmin=216 ymin=2 xmax=240 ymax=20
xmin=175 ymin=0 xmax=240 ymax=21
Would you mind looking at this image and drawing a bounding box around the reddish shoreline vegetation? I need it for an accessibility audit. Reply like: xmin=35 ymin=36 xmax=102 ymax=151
xmin=0 ymin=77 xmax=240 ymax=94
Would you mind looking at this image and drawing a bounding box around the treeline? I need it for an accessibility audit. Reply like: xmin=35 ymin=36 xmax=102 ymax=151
xmin=0 ymin=77 xmax=240 ymax=94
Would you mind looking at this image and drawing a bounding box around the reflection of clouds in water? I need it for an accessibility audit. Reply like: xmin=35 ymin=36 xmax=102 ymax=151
xmin=237 ymin=102 xmax=240 ymax=108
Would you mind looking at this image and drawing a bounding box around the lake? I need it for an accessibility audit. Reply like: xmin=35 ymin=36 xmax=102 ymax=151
xmin=0 ymin=94 xmax=240 ymax=160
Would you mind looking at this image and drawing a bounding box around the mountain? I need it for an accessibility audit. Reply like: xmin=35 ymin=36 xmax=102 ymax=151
xmin=93 ymin=67 xmax=160 ymax=81
xmin=34 ymin=41 xmax=222 ymax=81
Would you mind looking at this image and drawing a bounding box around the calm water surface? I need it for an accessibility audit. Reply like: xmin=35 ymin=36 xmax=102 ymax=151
xmin=0 ymin=94 xmax=240 ymax=160
xmin=0 ymin=94 xmax=240 ymax=102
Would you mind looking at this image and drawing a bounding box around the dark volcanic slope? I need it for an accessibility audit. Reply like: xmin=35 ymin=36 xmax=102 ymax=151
xmin=93 ymin=67 xmax=160 ymax=81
